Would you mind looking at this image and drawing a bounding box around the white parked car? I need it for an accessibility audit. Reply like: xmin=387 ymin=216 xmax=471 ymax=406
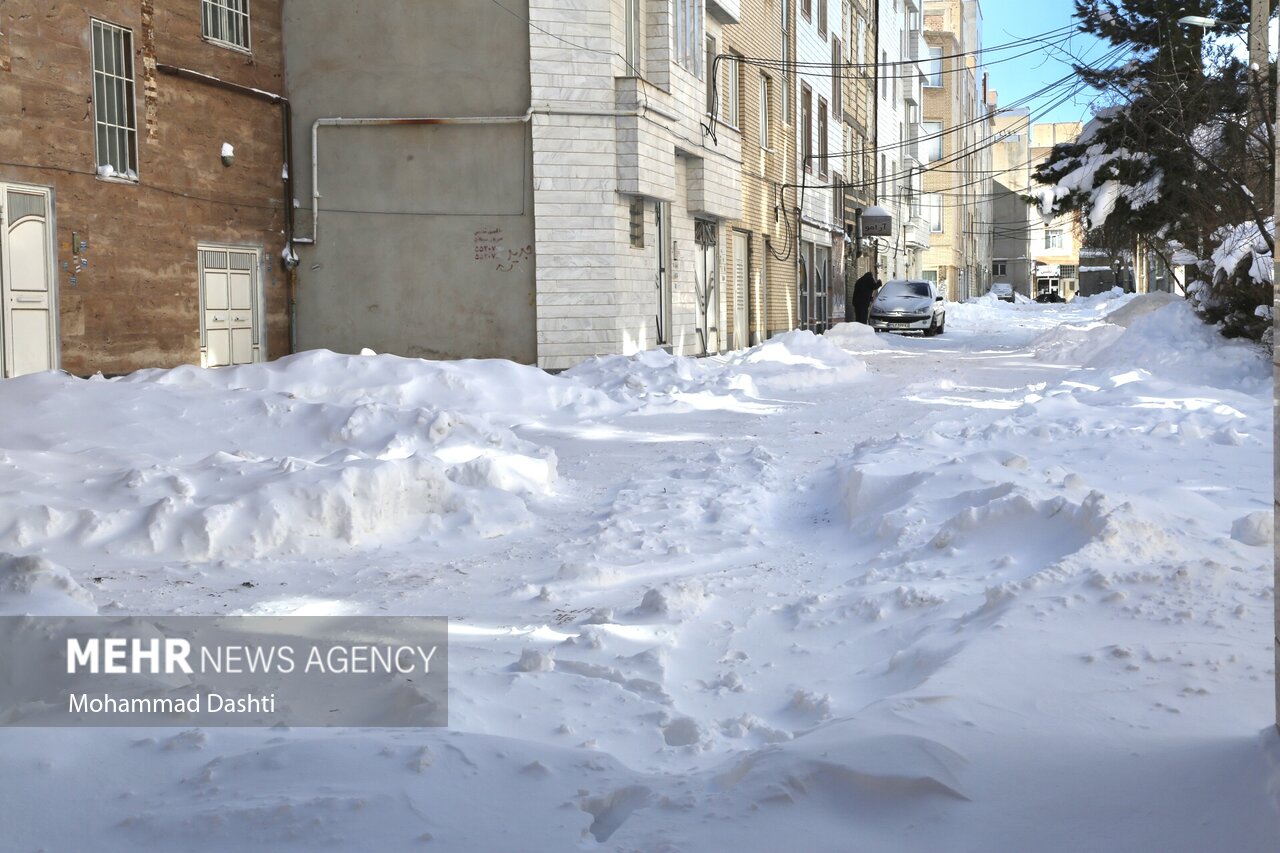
xmin=990 ymin=282 xmax=1015 ymax=302
xmin=868 ymin=279 xmax=946 ymax=336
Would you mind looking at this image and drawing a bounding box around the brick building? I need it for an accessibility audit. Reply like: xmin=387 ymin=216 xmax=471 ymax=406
xmin=721 ymin=0 xmax=798 ymax=345
xmin=0 ymin=1 xmax=290 ymax=377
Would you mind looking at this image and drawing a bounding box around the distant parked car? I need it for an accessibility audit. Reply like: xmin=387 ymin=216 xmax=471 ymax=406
xmin=1035 ymin=291 xmax=1065 ymax=304
xmin=868 ymin=279 xmax=946 ymax=336
xmin=990 ymin=282 xmax=1015 ymax=302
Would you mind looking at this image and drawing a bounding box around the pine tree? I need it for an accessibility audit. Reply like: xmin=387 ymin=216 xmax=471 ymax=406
xmin=1032 ymin=0 xmax=1275 ymax=342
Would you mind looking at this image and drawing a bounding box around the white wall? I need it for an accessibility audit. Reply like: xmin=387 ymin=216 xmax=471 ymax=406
xmin=528 ymin=0 xmax=742 ymax=369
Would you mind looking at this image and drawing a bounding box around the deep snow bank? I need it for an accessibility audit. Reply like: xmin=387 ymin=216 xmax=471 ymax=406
xmin=565 ymin=330 xmax=867 ymax=405
xmin=1084 ymin=299 xmax=1269 ymax=392
xmin=123 ymin=349 xmax=623 ymax=425
xmin=0 ymin=362 xmax=558 ymax=562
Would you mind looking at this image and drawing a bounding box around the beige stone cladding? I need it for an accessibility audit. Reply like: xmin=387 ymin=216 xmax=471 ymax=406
xmin=722 ymin=0 xmax=799 ymax=341
xmin=1029 ymin=121 xmax=1085 ymax=299
xmin=921 ymin=0 xmax=993 ymax=301
xmin=921 ymin=7 xmax=965 ymax=300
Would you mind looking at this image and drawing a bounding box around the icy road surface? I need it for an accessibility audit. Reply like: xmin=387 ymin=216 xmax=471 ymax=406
xmin=1 ymin=292 xmax=1276 ymax=851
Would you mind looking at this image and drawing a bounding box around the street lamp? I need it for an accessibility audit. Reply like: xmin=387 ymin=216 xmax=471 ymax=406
xmin=1176 ymin=15 xmax=1218 ymax=28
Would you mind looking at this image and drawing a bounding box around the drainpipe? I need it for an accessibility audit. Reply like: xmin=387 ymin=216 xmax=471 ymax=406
xmin=154 ymin=64 xmax=297 ymax=353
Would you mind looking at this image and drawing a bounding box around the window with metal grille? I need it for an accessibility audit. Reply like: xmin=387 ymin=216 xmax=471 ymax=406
xmin=781 ymin=0 xmax=791 ymax=118
xmin=817 ymin=98 xmax=828 ymax=177
xmin=202 ymin=0 xmax=251 ymax=51
xmin=91 ymin=20 xmax=138 ymax=180
xmin=831 ymin=37 xmax=842 ymax=120
xmin=923 ymin=120 xmax=943 ymax=163
xmin=926 ymin=46 xmax=943 ymax=87
xmin=802 ymin=84 xmax=813 ymax=172
xmin=706 ymin=37 xmax=717 ymax=114
xmin=675 ymin=0 xmax=704 ymax=78
xmin=726 ymin=53 xmax=740 ymax=127
xmin=1060 ymin=264 xmax=1077 ymax=278
xmin=630 ymin=198 xmax=645 ymax=248
xmin=759 ymin=74 xmax=771 ymax=149
xmin=624 ymin=0 xmax=642 ymax=74
xmin=925 ymin=193 xmax=942 ymax=232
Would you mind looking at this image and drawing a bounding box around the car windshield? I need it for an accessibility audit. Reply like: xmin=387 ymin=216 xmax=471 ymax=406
xmin=881 ymin=282 xmax=931 ymax=298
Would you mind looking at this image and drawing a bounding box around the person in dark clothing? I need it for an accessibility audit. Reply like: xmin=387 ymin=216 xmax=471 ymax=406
xmin=851 ymin=272 xmax=878 ymax=324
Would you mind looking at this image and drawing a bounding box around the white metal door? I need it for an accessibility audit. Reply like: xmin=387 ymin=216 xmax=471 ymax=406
xmin=655 ymin=203 xmax=672 ymax=346
xmin=731 ymin=231 xmax=748 ymax=350
xmin=199 ymin=246 xmax=262 ymax=367
xmin=693 ymin=219 xmax=720 ymax=354
xmin=0 ymin=185 xmax=57 ymax=377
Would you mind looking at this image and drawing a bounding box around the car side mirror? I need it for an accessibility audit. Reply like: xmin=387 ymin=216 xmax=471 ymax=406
xmin=935 ymin=296 xmax=943 ymax=302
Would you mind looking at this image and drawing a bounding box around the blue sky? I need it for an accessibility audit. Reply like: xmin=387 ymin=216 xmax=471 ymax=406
xmin=980 ymin=0 xmax=1120 ymax=125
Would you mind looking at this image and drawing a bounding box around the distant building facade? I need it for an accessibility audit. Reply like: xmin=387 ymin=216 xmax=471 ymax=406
xmin=990 ymin=108 xmax=1033 ymax=298
xmin=922 ymin=0 xmax=990 ymax=302
xmin=874 ymin=0 xmax=930 ymax=283
xmin=1029 ymin=121 xmax=1084 ymax=299
xmin=840 ymin=0 xmax=878 ymax=313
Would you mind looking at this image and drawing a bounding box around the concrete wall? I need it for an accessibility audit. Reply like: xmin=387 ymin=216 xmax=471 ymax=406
xmin=283 ymin=0 xmax=537 ymax=362
xmin=0 ymin=0 xmax=288 ymax=375
xmin=992 ymin=182 xmax=1032 ymax=296
xmin=991 ymin=111 xmax=1031 ymax=297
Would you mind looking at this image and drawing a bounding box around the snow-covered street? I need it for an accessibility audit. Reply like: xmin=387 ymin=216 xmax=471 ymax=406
xmin=1 ymin=292 xmax=1276 ymax=851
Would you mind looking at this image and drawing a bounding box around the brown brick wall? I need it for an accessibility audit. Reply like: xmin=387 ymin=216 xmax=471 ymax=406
xmin=0 ymin=1 xmax=287 ymax=375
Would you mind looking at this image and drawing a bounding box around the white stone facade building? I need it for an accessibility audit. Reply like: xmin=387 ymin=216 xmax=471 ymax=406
xmin=792 ymin=0 xmax=846 ymax=330
xmin=530 ymin=0 xmax=743 ymax=368
xmin=875 ymin=0 xmax=929 ymax=281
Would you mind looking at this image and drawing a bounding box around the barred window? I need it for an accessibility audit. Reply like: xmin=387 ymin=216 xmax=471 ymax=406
xmin=759 ymin=74 xmax=771 ymax=149
xmin=202 ymin=0 xmax=251 ymax=51
xmin=91 ymin=20 xmax=138 ymax=180
xmin=675 ymin=0 xmax=705 ymax=78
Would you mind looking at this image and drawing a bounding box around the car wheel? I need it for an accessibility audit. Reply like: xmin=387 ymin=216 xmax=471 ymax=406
xmin=925 ymin=318 xmax=937 ymax=337
xmin=936 ymin=315 xmax=945 ymax=335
